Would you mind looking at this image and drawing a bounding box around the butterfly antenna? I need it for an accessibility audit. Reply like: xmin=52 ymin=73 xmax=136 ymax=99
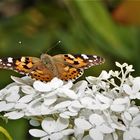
xmin=46 ymin=41 xmax=61 ymax=53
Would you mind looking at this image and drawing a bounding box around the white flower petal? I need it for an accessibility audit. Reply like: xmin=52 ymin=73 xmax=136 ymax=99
xmin=11 ymin=76 xmax=29 ymax=85
xmin=68 ymin=106 xmax=80 ymax=113
xmin=4 ymin=103 xmax=15 ymax=111
xmin=74 ymin=81 xmax=88 ymax=97
xmin=21 ymin=85 xmax=35 ymax=94
xmin=115 ymin=62 xmax=122 ymax=67
xmin=89 ymin=114 xmax=104 ymax=126
xmin=29 ymin=129 xmax=47 ymax=137
xmin=98 ymin=124 xmax=114 ymax=133
xmin=62 ymin=81 xmax=73 ymax=89
xmin=41 ymin=105 xmax=54 ymax=115
xmin=111 ymin=122 xmax=126 ymax=131
xmin=99 ymin=70 xmax=110 ymax=80
xmin=4 ymin=111 xmax=24 ymax=119
xmin=82 ymin=135 xmax=93 ymax=140
xmin=50 ymin=77 xmax=63 ymax=89
xmin=0 ymin=101 xmax=6 ymax=111
xmin=123 ymin=84 xmax=133 ymax=95
xmin=89 ymin=128 xmax=103 ymax=140
xmin=100 ymin=103 xmax=110 ymax=110
xmin=131 ymin=114 xmax=140 ymax=126
xmin=6 ymin=92 xmax=20 ymax=102
xmin=126 ymin=65 xmax=134 ymax=72
xmin=62 ymin=111 xmax=77 ymax=118
xmin=55 ymin=117 xmax=69 ymax=132
xmin=123 ymin=131 xmax=133 ymax=140
xmin=133 ymin=78 xmax=140 ymax=92
xmin=7 ymin=85 xmax=19 ymax=94
xmin=128 ymin=107 xmax=139 ymax=116
xmin=75 ymin=118 xmax=92 ymax=130
xmin=80 ymin=97 xmax=94 ymax=107
xmin=74 ymin=127 xmax=84 ymax=139
xmin=28 ymin=98 xmax=42 ymax=115
xmin=15 ymin=103 xmax=27 ymax=109
xmin=44 ymin=96 xmax=57 ymax=106
xmin=135 ymin=92 xmax=140 ymax=99
xmin=58 ymin=88 xmax=78 ymax=99
xmin=96 ymin=94 xmax=111 ymax=104
xmin=113 ymin=97 xmax=129 ymax=105
xmin=123 ymin=111 xmax=132 ymax=121
xmin=0 ymin=89 xmax=8 ymax=100
xmin=110 ymin=104 xmax=125 ymax=112
xmin=41 ymin=117 xmax=56 ymax=134
xmin=86 ymin=76 xmax=96 ymax=84
xmin=59 ymin=113 xmax=70 ymax=119
xmin=29 ymin=119 xmax=40 ymax=126
xmin=6 ymin=86 xmax=20 ymax=102
xmin=18 ymin=94 xmax=33 ymax=103
xmin=71 ymin=100 xmax=83 ymax=108
xmin=129 ymin=127 xmax=140 ymax=139
xmin=62 ymin=129 xmax=74 ymax=135
xmin=49 ymin=132 xmax=63 ymax=140
xmin=53 ymin=101 xmax=71 ymax=110
xmin=33 ymin=81 xmax=52 ymax=92
xmin=34 ymin=78 xmax=63 ymax=92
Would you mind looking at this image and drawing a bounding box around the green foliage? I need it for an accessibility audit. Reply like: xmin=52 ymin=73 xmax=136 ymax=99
xmin=0 ymin=126 xmax=12 ymax=140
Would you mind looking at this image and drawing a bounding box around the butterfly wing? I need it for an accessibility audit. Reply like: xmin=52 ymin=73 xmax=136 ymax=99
xmin=0 ymin=56 xmax=54 ymax=82
xmin=52 ymin=54 xmax=105 ymax=81
xmin=0 ymin=54 xmax=104 ymax=82
xmin=54 ymin=62 xmax=84 ymax=81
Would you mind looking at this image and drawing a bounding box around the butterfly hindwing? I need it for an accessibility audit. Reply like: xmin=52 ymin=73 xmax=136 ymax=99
xmin=52 ymin=54 xmax=104 ymax=81
xmin=54 ymin=62 xmax=84 ymax=81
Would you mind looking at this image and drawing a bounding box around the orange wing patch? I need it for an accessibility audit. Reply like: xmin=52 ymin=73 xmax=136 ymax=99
xmin=29 ymin=71 xmax=52 ymax=82
xmin=15 ymin=57 xmax=34 ymax=73
xmin=64 ymin=54 xmax=88 ymax=68
xmin=55 ymin=62 xmax=83 ymax=81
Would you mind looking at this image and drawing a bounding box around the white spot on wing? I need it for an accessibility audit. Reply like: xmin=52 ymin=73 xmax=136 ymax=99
xmin=89 ymin=60 xmax=93 ymax=62
xmin=0 ymin=59 xmax=2 ymax=62
xmin=19 ymin=72 xmax=25 ymax=74
xmin=81 ymin=54 xmax=89 ymax=59
xmin=93 ymin=55 xmax=97 ymax=58
xmin=8 ymin=57 xmax=13 ymax=63
xmin=68 ymin=54 xmax=75 ymax=59
xmin=7 ymin=63 xmax=12 ymax=66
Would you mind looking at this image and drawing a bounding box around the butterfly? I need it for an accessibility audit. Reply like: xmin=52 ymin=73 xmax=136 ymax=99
xmin=0 ymin=53 xmax=105 ymax=82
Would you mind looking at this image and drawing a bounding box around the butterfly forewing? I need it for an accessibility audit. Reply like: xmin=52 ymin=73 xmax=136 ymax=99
xmin=0 ymin=56 xmax=54 ymax=82
xmin=53 ymin=54 xmax=104 ymax=69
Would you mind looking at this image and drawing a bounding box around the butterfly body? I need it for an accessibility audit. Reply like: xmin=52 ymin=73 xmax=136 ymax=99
xmin=0 ymin=54 xmax=105 ymax=82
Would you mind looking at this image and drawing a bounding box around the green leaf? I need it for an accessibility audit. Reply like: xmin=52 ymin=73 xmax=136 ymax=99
xmin=0 ymin=126 xmax=13 ymax=140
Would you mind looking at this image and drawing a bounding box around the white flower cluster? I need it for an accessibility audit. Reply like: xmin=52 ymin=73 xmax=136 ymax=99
xmin=0 ymin=62 xmax=140 ymax=140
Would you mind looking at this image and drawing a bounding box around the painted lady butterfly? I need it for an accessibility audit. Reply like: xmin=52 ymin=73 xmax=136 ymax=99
xmin=0 ymin=54 xmax=105 ymax=82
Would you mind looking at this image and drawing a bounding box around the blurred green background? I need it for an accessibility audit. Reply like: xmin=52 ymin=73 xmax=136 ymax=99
xmin=0 ymin=0 xmax=140 ymax=140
